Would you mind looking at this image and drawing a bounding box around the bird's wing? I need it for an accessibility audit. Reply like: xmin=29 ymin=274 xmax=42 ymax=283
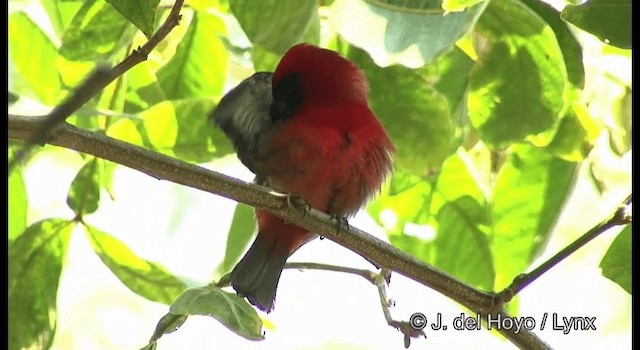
xmin=209 ymin=72 xmax=274 ymax=174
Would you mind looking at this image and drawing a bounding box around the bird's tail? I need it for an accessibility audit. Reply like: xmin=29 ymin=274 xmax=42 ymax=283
xmin=230 ymin=232 xmax=290 ymax=313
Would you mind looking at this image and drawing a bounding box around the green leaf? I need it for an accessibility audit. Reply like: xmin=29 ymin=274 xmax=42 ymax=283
xmin=140 ymin=343 xmax=158 ymax=350
xmin=216 ymin=203 xmax=257 ymax=276
xmin=422 ymin=47 xmax=475 ymax=149
xmin=9 ymin=91 xmax=19 ymax=105
xmin=40 ymin=0 xmax=84 ymax=36
xmin=302 ymin=7 xmax=321 ymax=46
xmin=124 ymin=62 xmax=168 ymax=112
xmin=248 ymin=3 xmax=320 ymax=70
xmin=561 ymin=0 xmax=631 ymax=49
xmin=469 ymin=0 xmax=568 ymax=148
xmin=99 ymin=159 xmax=119 ymax=201
xmin=157 ymin=12 xmax=228 ymax=99
xmin=9 ymin=219 xmax=74 ymax=350
xmin=368 ymin=169 xmax=433 ymax=236
xmin=96 ymin=65 xmax=129 ymax=114
xmin=8 ymin=59 xmax=32 ymax=103
xmin=364 ymin=0 xmax=441 ymax=9
xmin=544 ymin=104 xmax=599 ymax=162
xmin=608 ymin=86 xmax=632 ymax=156
xmin=442 ymin=0 xmax=486 ymax=12
xmin=8 ymin=12 xmax=62 ymax=104
xmin=8 ymin=167 xmax=28 ymax=243
xmin=106 ymin=117 xmax=146 ymax=147
xmin=187 ymin=0 xmax=229 ymax=12
xmin=56 ymin=58 xmax=102 ymax=95
xmin=600 ymin=226 xmax=631 ymax=294
xmin=372 ymin=153 xmax=494 ymax=289
xmin=230 ymin=0 xmax=317 ymax=54
xmin=347 ymin=46 xmax=452 ymax=175
xmin=387 ymin=168 xmax=424 ymax=196
xmin=139 ymin=98 xmax=233 ymax=162
xmin=106 ymin=0 xmax=160 ymax=38
xmin=330 ymin=0 xmax=487 ymax=67
xmin=520 ymin=0 xmax=585 ymax=87
xmin=431 ymin=151 xmax=486 ymax=212
xmin=84 ymin=224 xmax=188 ymax=305
xmin=251 ymin=45 xmax=282 ymax=72
xmin=491 ymin=144 xmax=577 ymax=289
xmin=137 ymin=101 xmax=179 ymax=153
xmin=170 ymin=285 xmax=264 ymax=340
xmin=427 ymin=47 xmax=475 ymax=115
xmin=67 ymin=157 xmax=101 ymax=216
xmin=59 ymin=0 xmax=135 ymax=61
xmin=149 ymin=312 xmax=189 ymax=343
xmin=415 ymin=154 xmax=493 ymax=289
xmin=66 ymin=106 xmax=101 ymax=132
xmin=434 ymin=196 xmax=494 ymax=290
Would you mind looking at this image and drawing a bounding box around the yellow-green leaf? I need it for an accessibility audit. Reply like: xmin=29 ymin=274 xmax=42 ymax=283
xmin=9 ymin=12 xmax=62 ymax=104
xmin=67 ymin=158 xmax=101 ymax=216
xmin=469 ymin=0 xmax=568 ymax=148
xmin=85 ymin=224 xmax=188 ymax=305
xmin=561 ymin=0 xmax=631 ymax=49
xmin=106 ymin=0 xmax=160 ymax=38
xmin=9 ymin=219 xmax=74 ymax=350
xmin=600 ymin=226 xmax=631 ymax=294
xmin=170 ymin=285 xmax=264 ymax=340
xmin=8 ymin=167 xmax=28 ymax=243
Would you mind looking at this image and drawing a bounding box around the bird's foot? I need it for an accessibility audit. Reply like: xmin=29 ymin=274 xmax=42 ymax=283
xmin=286 ymin=193 xmax=311 ymax=217
xmin=329 ymin=214 xmax=349 ymax=233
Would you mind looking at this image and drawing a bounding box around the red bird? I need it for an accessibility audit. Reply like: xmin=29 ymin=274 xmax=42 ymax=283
xmin=211 ymin=44 xmax=394 ymax=312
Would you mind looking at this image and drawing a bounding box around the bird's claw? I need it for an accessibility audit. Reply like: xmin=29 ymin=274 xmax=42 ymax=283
xmin=286 ymin=193 xmax=311 ymax=216
xmin=329 ymin=214 xmax=349 ymax=233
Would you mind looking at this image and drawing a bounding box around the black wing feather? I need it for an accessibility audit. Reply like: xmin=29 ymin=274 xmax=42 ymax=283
xmin=209 ymin=72 xmax=274 ymax=174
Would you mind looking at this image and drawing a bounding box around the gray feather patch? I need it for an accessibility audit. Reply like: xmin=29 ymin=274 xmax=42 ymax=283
xmin=209 ymin=72 xmax=274 ymax=173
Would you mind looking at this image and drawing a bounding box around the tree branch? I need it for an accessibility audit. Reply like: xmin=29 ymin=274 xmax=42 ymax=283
xmin=8 ymin=114 xmax=553 ymax=349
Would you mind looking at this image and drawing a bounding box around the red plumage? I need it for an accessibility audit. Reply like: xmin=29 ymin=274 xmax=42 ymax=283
xmin=211 ymin=44 xmax=394 ymax=312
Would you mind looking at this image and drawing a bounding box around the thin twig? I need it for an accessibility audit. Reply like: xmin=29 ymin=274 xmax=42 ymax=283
xmin=374 ymin=269 xmax=426 ymax=348
xmin=8 ymin=0 xmax=185 ymax=172
xmin=497 ymin=194 xmax=632 ymax=303
xmin=283 ymin=263 xmax=426 ymax=348
xmin=284 ymin=262 xmax=377 ymax=283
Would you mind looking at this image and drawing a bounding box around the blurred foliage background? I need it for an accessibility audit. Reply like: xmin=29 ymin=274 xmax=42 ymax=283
xmin=8 ymin=0 xmax=631 ymax=349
